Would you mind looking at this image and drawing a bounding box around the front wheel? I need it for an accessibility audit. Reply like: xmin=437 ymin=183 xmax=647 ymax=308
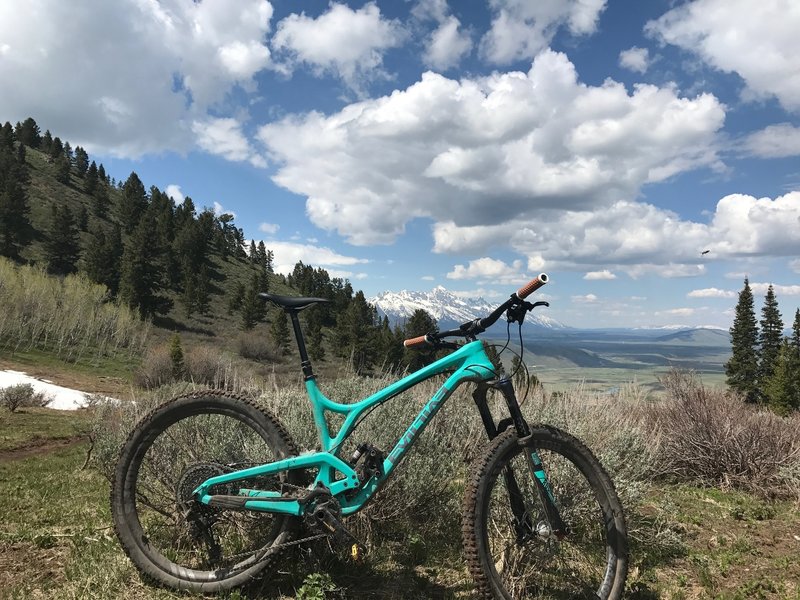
xmin=462 ymin=426 xmax=628 ymax=599
xmin=111 ymin=391 xmax=300 ymax=593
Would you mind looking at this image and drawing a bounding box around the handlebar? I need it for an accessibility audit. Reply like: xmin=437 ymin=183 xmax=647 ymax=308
xmin=517 ymin=273 xmax=548 ymax=299
xmin=402 ymin=273 xmax=549 ymax=346
xmin=403 ymin=334 xmax=430 ymax=349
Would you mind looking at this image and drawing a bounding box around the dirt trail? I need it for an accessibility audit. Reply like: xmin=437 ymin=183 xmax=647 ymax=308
xmin=0 ymin=435 xmax=85 ymax=462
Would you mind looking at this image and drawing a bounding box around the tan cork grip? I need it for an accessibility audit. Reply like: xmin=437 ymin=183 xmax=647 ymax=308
xmin=516 ymin=273 xmax=549 ymax=299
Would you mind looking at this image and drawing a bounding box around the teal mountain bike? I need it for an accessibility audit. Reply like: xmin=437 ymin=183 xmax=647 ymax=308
xmin=111 ymin=274 xmax=628 ymax=599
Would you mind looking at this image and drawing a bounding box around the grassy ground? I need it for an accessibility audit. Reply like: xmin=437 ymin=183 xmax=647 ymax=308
xmin=1 ymin=407 xmax=798 ymax=599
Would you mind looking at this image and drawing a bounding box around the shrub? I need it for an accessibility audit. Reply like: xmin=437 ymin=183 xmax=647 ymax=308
xmin=1 ymin=383 xmax=52 ymax=412
xmin=132 ymin=345 xmax=173 ymax=389
xmin=236 ymin=332 xmax=281 ymax=363
xmin=646 ymin=370 xmax=800 ymax=499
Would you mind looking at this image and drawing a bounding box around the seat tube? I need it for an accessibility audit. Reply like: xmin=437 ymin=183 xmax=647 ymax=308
xmin=288 ymin=310 xmax=314 ymax=380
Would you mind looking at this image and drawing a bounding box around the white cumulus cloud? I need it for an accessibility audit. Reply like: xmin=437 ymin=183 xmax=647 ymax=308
xmin=259 ymin=222 xmax=280 ymax=234
xmin=584 ymin=270 xmax=617 ymax=280
xmin=687 ymin=288 xmax=736 ymax=299
xmin=750 ymin=283 xmax=800 ymax=297
xmin=271 ymin=2 xmax=405 ymax=94
xmin=572 ymin=293 xmax=599 ymax=303
xmin=265 ymin=241 xmax=369 ymax=275
xmin=193 ymin=118 xmax=266 ymax=168
xmin=618 ymin=47 xmax=650 ymax=73
xmin=258 ymin=49 xmax=725 ymax=246
xmin=480 ymin=0 xmax=607 ymax=64
xmin=744 ymin=123 xmax=800 ymax=158
xmin=647 ymin=0 xmax=800 ymax=112
xmin=0 ymin=0 xmax=274 ymax=156
xmin=446 ymin=257 xmax=526 ymax=283
xmin=424 ymin=16 xmax=472 ymax=71
xmin=165 ymin=184 xmax=185 ymax=204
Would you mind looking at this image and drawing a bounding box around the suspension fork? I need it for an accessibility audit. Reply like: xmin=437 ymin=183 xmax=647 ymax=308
xmin=474 ymin=381 xmax=569 ymax=539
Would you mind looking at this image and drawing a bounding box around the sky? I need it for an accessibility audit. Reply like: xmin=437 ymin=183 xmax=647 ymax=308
xmin=1 ymin=0 xmax=799 ymax=328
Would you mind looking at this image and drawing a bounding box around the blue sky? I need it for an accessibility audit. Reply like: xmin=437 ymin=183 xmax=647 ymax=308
xmin=1 ymin=0 xmax=799 ymax=328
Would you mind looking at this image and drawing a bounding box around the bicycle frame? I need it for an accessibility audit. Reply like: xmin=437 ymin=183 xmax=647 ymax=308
xmin=193 ymin=340 xmax=497 ymax=517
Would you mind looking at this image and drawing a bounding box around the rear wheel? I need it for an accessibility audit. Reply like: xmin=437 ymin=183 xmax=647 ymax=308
xmin=111 ymin=391 xmax=300 ymax=593
xmin=463 ymin=427 xmax=627 ymax=599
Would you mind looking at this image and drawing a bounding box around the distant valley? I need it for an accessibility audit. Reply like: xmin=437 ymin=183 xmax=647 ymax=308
xmin=371 ymin=286 xmax=731 ymax=394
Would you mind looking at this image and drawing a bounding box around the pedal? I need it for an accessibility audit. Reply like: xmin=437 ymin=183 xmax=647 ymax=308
xmin=308 ymin=500 xmax=367 ymax=560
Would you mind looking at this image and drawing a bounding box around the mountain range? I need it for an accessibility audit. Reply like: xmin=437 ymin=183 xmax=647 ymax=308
xmin=369 ymin=286 xmax=565 ymax=331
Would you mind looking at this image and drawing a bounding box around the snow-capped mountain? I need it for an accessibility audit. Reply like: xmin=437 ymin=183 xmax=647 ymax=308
xmin=369 ymin=286 xmax=565 ymax=331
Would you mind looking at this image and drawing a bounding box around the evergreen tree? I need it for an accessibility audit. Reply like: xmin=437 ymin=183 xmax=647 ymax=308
xmin=764 ymin=339 xmax=798 ymax=414
xmin=271 ymin=309 xmax=291 ymax=355
xmin=63 ymin=142 xmax=73 ymax=162
xmin=85 ymin=161 xmax=98 ymax=196
xmin=266 ymin=249 xmax=274 ymax=274
xmin=725 ymin=278 xmax=759 ymax=402
xmin=0 ymin=122 xmax=16 ymax=150
xmin=54 ymin=153 xmax=71 ymax=184
xmin=17 ymin=118 xmax=41 ymax=147
xmin=228 ymin=281 xmax=246 ymax=315
xmin=97 ymin=163 xmax=107 ymax=184
xmin=757 ymin=284 xmax=783 ymax=397
xmin=76 ymin=204 xmax=88 ymax=231
xmin=44 ymin=204 xmax=80 ymax=275
xmin=181 ymin=273 xmax=197 ymax=318
xmin=41 ymin=130 xmax=53 ymax=154
xmin=50 ymin=136 xmax=63 ymax=159
xmin=240 ymin=274 xmax=266 ymax=330
xmin=249 ymin=240 xmax=257 ymax=263
xmin=81 ymin=222 xmax=122 ymax=294
xmin=117 ymin=171 xmax=148 ymax=233
xmin=334 ymin=291 xmax=379 ymax=373
xmin=73 ymin=146 xmax=89 ymax=177
xmin=195 ymin=264 xmax=210 ymax=315
xmin=169 ymin=334 xmax=185 ymax=380
xmin=0 ymin=140 xmax=31 ymax=259
xmin=308 ymin=321 xmax=326 ymax=361
xmin=119 ymin=213 xmax=173 ymax=318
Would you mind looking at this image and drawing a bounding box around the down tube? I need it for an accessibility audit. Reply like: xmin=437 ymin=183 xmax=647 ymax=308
xmin=339 ymin=364 xmax=492 ymax=515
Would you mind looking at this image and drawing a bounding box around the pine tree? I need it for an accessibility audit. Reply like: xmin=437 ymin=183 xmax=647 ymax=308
xmin=757 ymin=284 xmax=783 ymax=397
xmin=73 ymin=146 xmax=89 ymax=177
xmin=0 ymin=140 xmax=31 ymax=259
xmin=43 ymin=204 xmax=80 ymax=275
xmin=308 ymin=321 xmax=326 ymax=361
xmin=119 ymin=213 xmax=173 ymax=317
xmin=725 ymin=278 xmax=759 ymax=402
xmin=50 ymin=136 xmax=63 ymax=159
xmin=40 ymin=130 xmax=53 ymax=154
xmin=85 ymin=161 xmax=98 ymax=196
xmin=169 ymin=334 xmax=185 ymax=380
xmin=81 ymin=222 xmax=122 ymax=294
xmin=196 ymin=265 xmax=210 ymax=316
xmin=764 ymin=339 xmax=797 ymax=414
xmin=181 ymin=273 xmax=197 ymax=318
xmin=0 ymin=122 xmax=16 ymax=150
xmin=271 ymin=309 xmax=291 ymax=355
xmin=266 ymin=249 xmax=274 ymax=274
xmin=228 ymin=282 xmax=246 ymax=315
xmin=240 ymin=274 xmax=266 ymax=330
xmin=249 ymin=240 xmax=257 ymax=263
xmin=17 ymin=118 xmax=41 ymax=147
xmin=117 ymin=171 xmax=148 ymax=233
xmin=54 ymin=153 xmax=71 ymax=184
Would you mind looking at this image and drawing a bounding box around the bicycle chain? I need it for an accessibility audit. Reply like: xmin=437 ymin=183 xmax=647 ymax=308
xmin=218 ymin=481 xmax=331 ymax=564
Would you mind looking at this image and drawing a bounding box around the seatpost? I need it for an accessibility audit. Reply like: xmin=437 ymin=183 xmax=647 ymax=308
xmin=287 ymin=309 xmax=314 ymax=380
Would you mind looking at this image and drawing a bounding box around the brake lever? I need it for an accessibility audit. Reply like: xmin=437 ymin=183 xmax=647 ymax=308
xmin=507 ymin=300 xmax=550 ymax=325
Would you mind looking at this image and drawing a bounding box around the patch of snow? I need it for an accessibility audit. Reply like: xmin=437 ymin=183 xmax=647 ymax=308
xmin=0 ymin=370 xmax=89 ymax=410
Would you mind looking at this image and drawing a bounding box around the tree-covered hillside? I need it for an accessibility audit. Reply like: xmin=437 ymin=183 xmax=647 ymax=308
xmin=0 ymin=117 xmax=438 ymax=374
